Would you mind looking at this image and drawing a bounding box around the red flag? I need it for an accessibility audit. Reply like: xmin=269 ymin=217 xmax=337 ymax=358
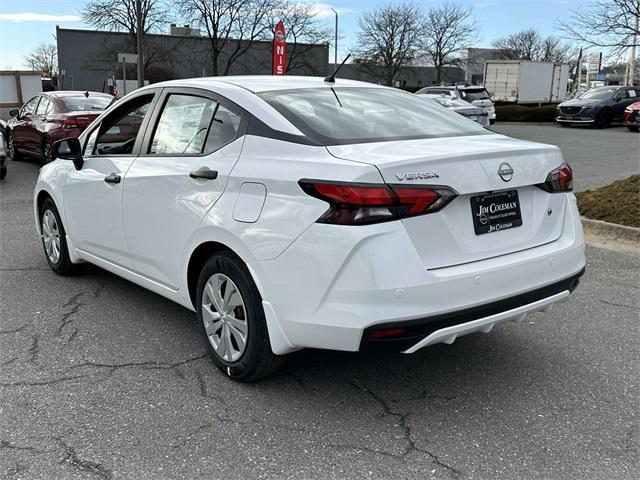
xmin=272 ymin=20 xmax=286 ymax=76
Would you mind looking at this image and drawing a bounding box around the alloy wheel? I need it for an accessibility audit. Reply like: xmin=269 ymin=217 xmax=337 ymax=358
xmin=41 ymin=209 xmax=61 ymax=264
xmin=202 ymin=273 xmax=248 ymax=362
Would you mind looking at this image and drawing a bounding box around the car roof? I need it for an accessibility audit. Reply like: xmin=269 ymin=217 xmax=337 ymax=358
xmin=421 ymin=85 xmax=487 ymax=90
xmin=46 ymin=91 xmax=113 ymax=98
xmin=151 ymin=75 xmax=389 ymax=93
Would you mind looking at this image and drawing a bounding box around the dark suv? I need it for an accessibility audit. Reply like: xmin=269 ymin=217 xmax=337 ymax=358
xmin=556 ymin=86 xmax=640 ymax=128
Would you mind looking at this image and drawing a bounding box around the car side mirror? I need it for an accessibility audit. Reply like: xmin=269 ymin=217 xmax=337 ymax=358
xmin=53 ymin=138 xmax=83 ymax=170
xmin=9 ymin=109 xmax=19 ymax=117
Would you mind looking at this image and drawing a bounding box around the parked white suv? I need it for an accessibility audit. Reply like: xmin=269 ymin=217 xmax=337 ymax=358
xmin=36 ymin=76 xmax=584 ymax=381
xmin=417 ymin=85 xmax=497 ymax=124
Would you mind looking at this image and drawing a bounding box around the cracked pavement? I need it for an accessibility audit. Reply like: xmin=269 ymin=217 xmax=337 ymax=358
xmin=1 ymin=124 xmax=639 ymax=479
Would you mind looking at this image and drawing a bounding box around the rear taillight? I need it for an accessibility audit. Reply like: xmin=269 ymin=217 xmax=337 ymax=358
xmin=299 ymin=180 xmax=458 ymax=225
xmin=62 ymin=119 xmax=79 ymax=129
xmin=536 ymin=163 xmax=573 ymax=193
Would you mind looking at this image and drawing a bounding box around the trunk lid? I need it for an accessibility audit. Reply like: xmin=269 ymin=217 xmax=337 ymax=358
xmin=326 ymin=134 xmax=567 ymax=269
xmin=52 ymin=112 xmax=101 ymax=132
xmin=67 ymin=111 xmax=101 ymax=131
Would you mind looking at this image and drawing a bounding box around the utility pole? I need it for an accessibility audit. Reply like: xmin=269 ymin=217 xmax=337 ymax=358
xmin=627 ymin=13 xmax=638 ymax=86
xmin=331 ymin=8 xmax=338 ymax=66
xmin=136 ymin=0 xmax=144 ymax=88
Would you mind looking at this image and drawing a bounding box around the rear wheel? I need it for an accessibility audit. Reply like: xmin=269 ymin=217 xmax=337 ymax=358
xmin=39 ymin=198 xmax=82 ymax=275
xmin=196 ymin=251 xmax=285 ymax=382
xmin=0 ymin=165 xmax=6 ymax=180
xmin=7 ymin=131 xmax=21 ymax=161
xmin=594 ymin=110 xmax=611 ymax=129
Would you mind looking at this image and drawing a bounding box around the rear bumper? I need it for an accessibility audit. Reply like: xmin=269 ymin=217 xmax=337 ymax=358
xmin=250 ymin=195 xmax=586 ymax=354
xmin=361 ymin=269 xmax=582 ymax=353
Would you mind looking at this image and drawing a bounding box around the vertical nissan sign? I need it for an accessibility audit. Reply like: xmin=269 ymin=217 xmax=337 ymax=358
xmin=272 ymin=21 xmax=286 ymax=76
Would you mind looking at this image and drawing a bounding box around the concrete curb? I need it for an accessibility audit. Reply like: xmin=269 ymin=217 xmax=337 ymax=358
xmin=581 ymin=216 xmax=640 ymax=244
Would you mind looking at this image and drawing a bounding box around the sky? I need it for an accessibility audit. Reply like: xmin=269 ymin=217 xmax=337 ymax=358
xmin=0 ymin=0 xmax=587 ymax=70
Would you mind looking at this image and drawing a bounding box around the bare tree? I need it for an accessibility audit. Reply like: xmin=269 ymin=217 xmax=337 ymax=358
xmin=81 ymin=0 xmax=169 ymax=39
xmin=352 ymin=2 xmax=425 ymax=86
xmin=559 ymin=0 xmax=639 ymax=56
xmin=177 ymin=0 xmax=275 ymax=76
xmin=492 ymin=28 xmax=575 ymax=63
xmin=265 ymin=1 xmax=332 ymax=75
xmin=24 ymin=43 xmax=57 ymax=75
xmin=421 ymin=2 xmax=478 ymax=83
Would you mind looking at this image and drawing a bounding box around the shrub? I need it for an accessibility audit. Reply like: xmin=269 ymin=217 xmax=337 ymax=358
xmin=495 ymin=104 xmax=557 ymax=122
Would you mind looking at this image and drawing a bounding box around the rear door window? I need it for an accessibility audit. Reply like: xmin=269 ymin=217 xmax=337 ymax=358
xmin=149 ymin=94 xmax=217 ymax=154
xmin=204 ymin=104 xmax=241 ymax=153
xmin=149 ymin=94 xmax=241 ymax=155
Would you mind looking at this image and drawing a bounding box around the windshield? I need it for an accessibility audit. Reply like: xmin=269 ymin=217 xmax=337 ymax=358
xmin=258 ymin=87 xmax=487 ymax=145
xmin=461 ymin=89 xmax=490 ymax=101
xmin=60 ymin=96 xmax=113 ymax=112
xmin=578 ymin=88 xmax=616 ymax=100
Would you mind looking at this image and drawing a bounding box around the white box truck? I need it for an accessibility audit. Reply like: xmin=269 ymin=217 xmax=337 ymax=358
xmin=483 ymin=60 xmax=570 ymax=104
xmin=0 ymin=70 xmax=42 ymax=120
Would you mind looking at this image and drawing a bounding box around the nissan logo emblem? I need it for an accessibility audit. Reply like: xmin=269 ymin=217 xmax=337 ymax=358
xmin=498 ymin=162 xmax=514 ymax=182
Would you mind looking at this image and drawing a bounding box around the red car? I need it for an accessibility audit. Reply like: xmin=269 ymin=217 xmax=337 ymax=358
xmin=624 ymin=101 xmax=640 ymax=132
xmin=6 ymin=91 xmax=114 ymax=163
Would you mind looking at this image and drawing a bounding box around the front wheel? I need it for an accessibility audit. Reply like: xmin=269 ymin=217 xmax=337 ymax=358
xmin=594 ymin=110 xmax=611 ymax=129
xmin=39 ymin=198 xmax=83 ymax=275
xmin=42 ymin=140 xmax=54 ymax=164
xmin=196 ymin=252 xmax=285 ymax=382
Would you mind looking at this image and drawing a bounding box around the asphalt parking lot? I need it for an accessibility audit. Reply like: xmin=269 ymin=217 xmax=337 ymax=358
xmin=1 ymin=123 xmax=638 ymax=479
xmin=493 ymin=123 xmax=639 ymax=192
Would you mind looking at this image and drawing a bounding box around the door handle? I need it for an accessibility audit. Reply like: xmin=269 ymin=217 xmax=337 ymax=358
xmin=104 ymin=173 xmax=121 ymax=184
xmin=189 ymin=167 xmax=218 ymax=180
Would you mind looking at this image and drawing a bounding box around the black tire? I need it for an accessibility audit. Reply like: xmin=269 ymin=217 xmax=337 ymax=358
xmin=42 ymin=140 xmax=54 ymax=164
xmin=627 ymin=125 xmax=639 ymax=132
xmin=594 ymin=110 xmax=611 ymax=129
xmin=39 ymin=198 xmax=83 ymax=275
xmin=559 ymin=122 xmax=571 ymax=127
xmin=196 ymin=251 xmax=285 ymax=382
xmin=7 ymin=131 xmax=21 ymax=161
xmin=0 ymin=165 xmax=6 ymax=180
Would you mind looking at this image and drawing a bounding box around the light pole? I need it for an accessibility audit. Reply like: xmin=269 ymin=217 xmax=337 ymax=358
xmin=136 ymin=0 xmax=144 ymax=88
xmin=331 ymin=8 xmax=338 ymax=66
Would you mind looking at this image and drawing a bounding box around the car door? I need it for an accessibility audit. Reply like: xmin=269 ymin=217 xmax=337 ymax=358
xmin=62 ymin=90 xmax=159 ymax=268
xmin=32 ymin=96 xmax=52 ymax=153
xmin=613 ymin=88 xmax=636 ymax=120
xmin=12 ymin=96 xmax=40 ymax=154
xmin=122 ymin=87 xmax=245 ymax=289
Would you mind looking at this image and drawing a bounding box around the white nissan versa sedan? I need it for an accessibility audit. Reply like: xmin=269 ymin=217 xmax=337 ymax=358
xmin=35 ymin=76 xmax=585 ymax=381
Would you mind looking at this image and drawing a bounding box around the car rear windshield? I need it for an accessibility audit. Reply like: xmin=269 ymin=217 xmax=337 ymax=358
xmin=461 ymin=89 xmax=490 ymax=101
xmin=60 ymin=96 xmax=113 ymax=112
xmin=258 ymin=87 xmax=487 ymax=145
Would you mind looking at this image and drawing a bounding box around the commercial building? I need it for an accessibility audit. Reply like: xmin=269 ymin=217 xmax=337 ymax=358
xmin=56 ymin=27 xmax=329 ymax=92
xmin=461 ymin=48 xmax=507 ymax=85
